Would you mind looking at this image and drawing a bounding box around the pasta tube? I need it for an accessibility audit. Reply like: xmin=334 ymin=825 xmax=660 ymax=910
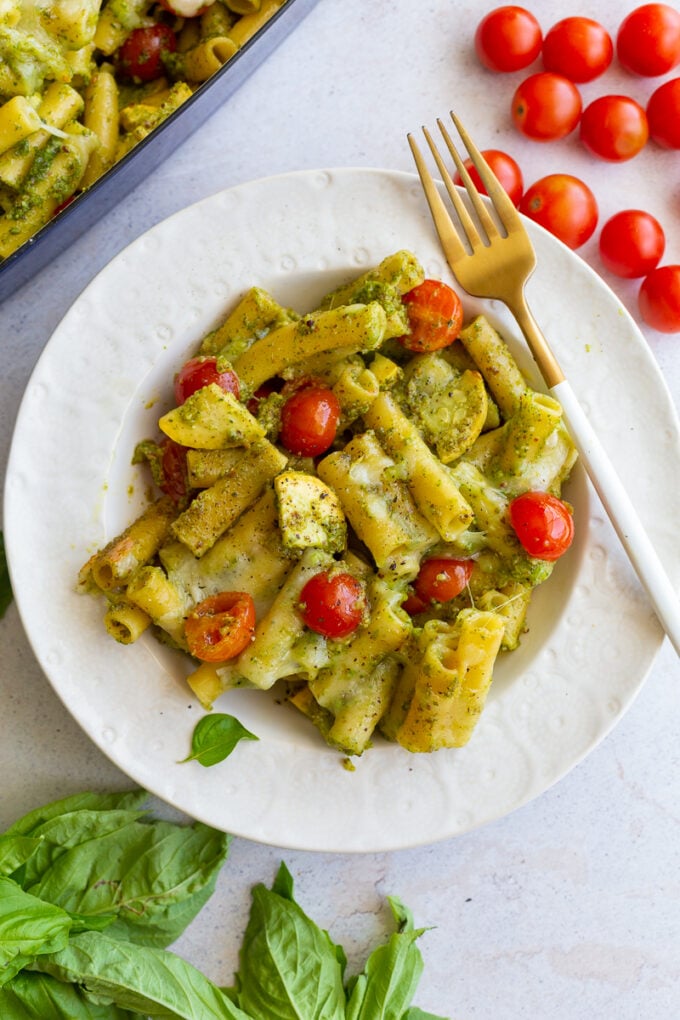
xmin=88 ymin=496 xmax=176 ymax=592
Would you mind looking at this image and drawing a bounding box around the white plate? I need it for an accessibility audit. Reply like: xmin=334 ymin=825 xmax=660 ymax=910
xmin=5 ymin=169 xmax=679 ymax=852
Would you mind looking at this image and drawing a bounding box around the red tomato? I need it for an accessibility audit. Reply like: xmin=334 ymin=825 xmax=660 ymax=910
xmin=184 ymin=592 xmax=256 ymax=662
xmin=412 ymin=558 xmax=474 ymax=604
xmin=399 ymin=279 xmax=463 ymax=352
xmin=509 ymin=492 xmax=574 ymax=561
xmin=541 ymin=17 xmax=613 ymax=83
xmin=115 ymin=24 xmax=177 ymax=83
xmin=511 ymin=72 xmax=582 ymax=141
xmin=279 ymin=385 xmax=340 ymax=456
xmin=174 ymin=356 xmax=240 ymax=405
xmin=159 ymin=438 xmax=189 ymax=503
xmin=454 ymin=149 xmax=524 ymax=206
xmin=579 ymin=95 xmax=648 ymax=161
xmin=519 ymin=174 xmax=598 ymax=250
xmin=299 ymin=571 xmax=364 ymax=638
xmin=246 ymin=378 xmax=281 ymax=414
xmin=474 ymin=6 xmax=542 ymax=72
xmin=647 ymin=77 xmax=680 ymax=148
xmin=616 ymin=3 xmax=680 ymax=76
xmin=598 ymin=210 xmax=665 ymax=279
xmin=638 ymin=266 xmax=680 ymax=332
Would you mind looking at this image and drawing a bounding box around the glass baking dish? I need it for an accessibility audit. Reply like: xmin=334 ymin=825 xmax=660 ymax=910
xmin=0 ymin=0 xmax=321 ymax=303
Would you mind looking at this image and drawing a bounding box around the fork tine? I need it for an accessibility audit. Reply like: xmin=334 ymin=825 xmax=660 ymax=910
xmin=420 ymin=125 xmax=485 ymax=250
xmin=449 ymin=111 xmax=520 ymax=230
xmin=407 ymin=132 xmax=468 ymax=261
xmin=436 ymin=118 xmax=501 ymax=242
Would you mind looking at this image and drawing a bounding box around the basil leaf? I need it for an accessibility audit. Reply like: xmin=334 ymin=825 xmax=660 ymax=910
xmin=6 ymin=790 xmax=149 ymax=837
xmin=0 ymin=971 xmax=142 ymax=1018
xmin=233 ymin=867 xmax=346 ymax=1020
xmin=0 ymin=836 xmax=43 ymax=878
xmin=30 ymin=930 xmax=254 ymax=1019
xmin=180 ymin=714 xmax=258 ymax=768
xmin=344 ymin=896 xmax=430 ymax=1020
xmin=0 ymin=532 xmax=12 ymax=620
xmin=0 ymin=878 xmax=72 ymax=987
xmin=24 ymin=818 xmax=230 ymax=948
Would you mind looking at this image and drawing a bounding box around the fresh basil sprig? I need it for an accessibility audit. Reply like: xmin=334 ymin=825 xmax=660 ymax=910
xmin=180 ymin=713 xmax=258 ymax=767
xmin=0 ymin=791 xmax=449 ymax=1018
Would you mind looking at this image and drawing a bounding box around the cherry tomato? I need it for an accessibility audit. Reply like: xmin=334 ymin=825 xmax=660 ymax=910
xmin=246 ymin=378 xmax=282 ymax=414
xmin=399 ymin=279 xmax=463 ymax=352
xmin=412 ymin=558 xmax=474 ymax=605
xmin=279 ymin=385 xmax=340 ymax=456
xmin=159 ymin=438 xmax=189 ymax=503
xmin=579 ymin=95 xmax=649 ymax=162
xmin=115 ymin=24 xmax=177 ymax=83
xmin=454 ymin=149 xmax=524 ymax=206
xmin=511 ymin=72 xmax=582 ymax=141
xmin=474 ymin=6 xmax=542 ymax=72
xmin=519 ymin=174 xmax=598 ymax=250
xmin=509 ymin=491 xmax=574 ymax=561
xmin=541 ymin=17 xmax=613 ymax=83
xmin=638 ymin=265 xmax=680 ymax=332
xmin=647 ymin=77 xmax=680 ymax=148
xmin=174 ymin=356 xmax=240 ymax=405
xmin=299 ymin=571 xmax=364 ymax=638
xmin=616 ymin=3 xmax=680 ymax=76
xmin=598 ymin=210 xmax=665 ymax=279
xmin=184 ymin=592 xmax=256 ymax=662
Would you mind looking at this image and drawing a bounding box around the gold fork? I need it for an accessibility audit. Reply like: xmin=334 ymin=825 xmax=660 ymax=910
xmin=409 ymin=112 xmax=680 ymax=656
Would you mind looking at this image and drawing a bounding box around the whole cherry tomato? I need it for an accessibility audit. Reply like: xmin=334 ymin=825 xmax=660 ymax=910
xmin=184 ymin=592 xmax=256 ymax=662
xmin=159 ymin=438 xmax=189 ymax=503
xmin=399 ymin=278 xmax=463 ymax=352
xmin=115 ymin=24 xmax=177 ymax=83
xmin=598 ymin=210 xmax=665 ymax=279
xmin=454 ymin=149 xmax=524 ymax=206
xmin=474 ymin=6 xmax=542 ymax=72
xmin=647 ymin=77 xmax=680 ymax=148
xmin=279 ymin=385 xmax=341 ymax=456
xmin=638 ymin=266 xmax=680 ymax=332
xmin=511 ymin=72 xmax=582 ymax=141
xmin=616 ymin=3 xmax=680 ymax=76
xmin=579 ymin=95 xmax=648 ymax=161
xmin=541 ymin=16 xmax=613 ymax=83
xmin=299 ymin=571 xmax=364 ymax=638
xmin=509 ymin=491 xmax=574 ymax=561
xmin=519 ymin=174 xmax=598 ymax=250
xmin=174 ymin=356 xmax=240 ymax=405
xmin=412 ymin=557 xmax=474 ymax=605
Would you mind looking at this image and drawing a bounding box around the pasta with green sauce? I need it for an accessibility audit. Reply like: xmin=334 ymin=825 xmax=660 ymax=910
xmin=0 ymin=0 xmax=286 ymax=259
xmin=79 ymin=250 xmax=578 ymax=758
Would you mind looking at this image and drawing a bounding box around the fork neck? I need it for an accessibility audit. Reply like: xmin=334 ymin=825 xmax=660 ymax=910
xmin=506 ymin=289 xmax=565 ymax=389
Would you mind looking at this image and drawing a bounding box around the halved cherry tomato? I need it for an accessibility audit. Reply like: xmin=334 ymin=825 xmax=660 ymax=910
xmin=299 ymin=571 xmax=364 ymax=638
xmin=616 ymin=3 xmax=680 ymax=77
xmin=511 ymin=72 xmax=582 ymax=141
xmin=598 ymin=210 xmax=665 ymax=278
xmin=509 ymin=491 xmax=574 ymax=560
xmin=474 ymin=6 xmax=543 ymax=72
xmin=399 ymin=279 xmax=463 ymax=352
xmin=454 ymin=149 xmax=524 ymax=206
xmin=279 ymin=385 xmax=341 ymax=456
xmin=184 ymin=592 xmax=255 ymax=662
xmin=647 ymin=77 xmax=680 ymax=148
xmin=115 ymin=24 xmax=177 ymax=83
xmin=638 ymin=265 xmax=680 ymax=332
xmin=541 ymin=16 xmax=613 ymax=83
xmin=519 ymin=174 xmax=598 ymax=250
xmin=174 ymin=356 xmax=240 ymax=405
xmin=159 ymin=438 xmax=189 ymax=503
xmin=579 ymin=95 xmax=648 ymax=161
xmin=412 ymin=558 xmax=474 ymax=605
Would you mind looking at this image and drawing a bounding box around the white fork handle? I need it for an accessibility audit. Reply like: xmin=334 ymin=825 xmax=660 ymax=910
xmin=551 ymin=378 xmax=680 ymax=656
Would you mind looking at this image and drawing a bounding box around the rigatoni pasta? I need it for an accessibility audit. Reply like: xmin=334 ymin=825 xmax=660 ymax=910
xmin=0 ymin=0 xmax=290 ymax=260
xmin=79 ymin=250 xmax=578 ymax=758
